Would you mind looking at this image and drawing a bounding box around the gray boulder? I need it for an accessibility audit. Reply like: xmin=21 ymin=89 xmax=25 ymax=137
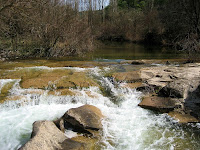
xmin=19 ymin=121 xmax=67 ymax=150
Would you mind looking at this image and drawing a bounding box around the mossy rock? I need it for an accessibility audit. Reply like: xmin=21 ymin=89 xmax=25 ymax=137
xmin=0 ymin=81 xmax=15 ymax=102
xmin=55 ymin=72 xmax=98 ymax=89
xmin=18 ymin=69 xmax=98 ymax=89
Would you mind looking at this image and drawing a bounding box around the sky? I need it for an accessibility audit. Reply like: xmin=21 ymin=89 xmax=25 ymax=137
xmin=65 ymin=0 xmax=110 ymax=11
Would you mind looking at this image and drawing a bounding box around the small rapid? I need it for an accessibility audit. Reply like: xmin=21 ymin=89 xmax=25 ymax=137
xmin=0 ymin=67 xmax=200 ymax=150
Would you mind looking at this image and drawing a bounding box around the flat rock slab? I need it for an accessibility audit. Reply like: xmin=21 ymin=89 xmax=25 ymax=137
xmin=138 ymin=96 xmax=176 ymax=113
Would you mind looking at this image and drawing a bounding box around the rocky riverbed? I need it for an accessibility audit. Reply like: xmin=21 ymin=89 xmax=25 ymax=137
xmin=111 ymin=61 xmax=200 ymax=123
xmin=0 ymin=59 xmax=200 ymax=150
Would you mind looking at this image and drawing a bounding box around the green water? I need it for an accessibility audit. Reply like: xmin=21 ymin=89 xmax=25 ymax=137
xmin=47 ymin=42 xmax=184 ymax=62
xmin=89 ymin=42 xmax=183 ymax=60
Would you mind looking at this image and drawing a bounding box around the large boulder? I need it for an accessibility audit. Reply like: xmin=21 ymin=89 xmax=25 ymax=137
xmin=20 ymin=105 xmax=104 ymax=150
xmin=19 ymin=121 xmax=67 ymax=150
xmin=138 ymin=96 xmax=177 ymax=113
xmin=55 ymin=105 xmax=103 ymax=136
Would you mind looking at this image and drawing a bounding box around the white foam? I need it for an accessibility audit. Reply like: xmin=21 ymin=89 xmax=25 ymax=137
xmin=0 ymin=79 xmax=18 ymax=94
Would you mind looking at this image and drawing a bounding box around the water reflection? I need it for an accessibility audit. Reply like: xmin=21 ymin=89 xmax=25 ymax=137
xmin=90 ymin=42 xmax=183 ymax=60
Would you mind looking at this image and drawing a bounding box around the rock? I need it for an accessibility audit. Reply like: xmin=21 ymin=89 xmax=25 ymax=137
xmin=20 ymin=120 xmax=97 ymax=150
xmin=121 ymin=82 xmax=142 ymax=89
xmin=138 ymin=96 xmax=177 ymax=113
xmin=112 ymin=71 xmax=141 ymax=83
xmin=60 ymin=136 xmax=98 ymax=150
xmin=140 ymin=67 xmax=173 ymax=87
xmin=140 ymin=65 xmax=200 ymax=97
xmin=131 ymin=61 xmax=145 ymax=65
xmin=184 ymin=85 xmax=200 ymax=119
xmin=158 ymin=79 xmax=200 ymax=99
xmin=139 ymin=65 xmax=200 ymax=119
xmin=59 ymin=139 xmax=86 ymax=150
xmin=1 ymin=68 xmax=98 ymax=89
xmin=57 ymin=105 xmax=103 ymax=135
xmin=157 ymin=80 xmax=185 ymax=98
xmin=136 ymin=83 xmax=157 ymax=93
xmin=19 ymin=121 xmax=67 ymax=150
xmin=168 ymin=111 xmax=200 ymax=123
xmin=165 ymin=61 xmax=170 ymax=65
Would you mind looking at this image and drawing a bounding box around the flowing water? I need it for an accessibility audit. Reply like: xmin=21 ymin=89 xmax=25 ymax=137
xmin=0 ymin=65 xmax=200 ymax=150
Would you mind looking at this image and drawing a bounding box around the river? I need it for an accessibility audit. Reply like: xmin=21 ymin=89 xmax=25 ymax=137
xmin=0 ymin=43 xmax=199 ymax=150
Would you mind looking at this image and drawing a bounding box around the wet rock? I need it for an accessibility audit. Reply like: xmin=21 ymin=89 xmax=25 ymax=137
xmin=59 ymin=139 xmax=86 ymax=150
xmin=168 ymin=111 xmax=200 ymax=123
xmin=112 ymin=71 xmax=141 ymax=83
xmin=19 ymin=121 xmax=67 ymax=150
xmin=138 ymin=96 xmax=176 ymax=113
xmin=56 ymin=105 xmax=103 ymax=136
xmin=60 ymin=136 xmax=98 ymax=150
xmin=0 ymin=81 xmax=15 ymax=102
xmin=14 ymin=69 xmax=98 ymax=89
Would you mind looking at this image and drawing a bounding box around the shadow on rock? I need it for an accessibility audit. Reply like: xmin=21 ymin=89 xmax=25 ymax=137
xmin=184 ymin=85 xmax=200 ymax=119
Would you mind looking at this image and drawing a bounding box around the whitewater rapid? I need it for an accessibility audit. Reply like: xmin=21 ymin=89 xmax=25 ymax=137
xmin=0 ymin=67 xmax=199 ymax=150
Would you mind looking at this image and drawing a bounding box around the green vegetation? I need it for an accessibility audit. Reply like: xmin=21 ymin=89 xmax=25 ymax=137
xmin=0 ymin=0 xmax=199 ymax=60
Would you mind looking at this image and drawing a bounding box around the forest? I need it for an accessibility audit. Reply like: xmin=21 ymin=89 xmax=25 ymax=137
xmin=0 ymin=0 xmax=199 ymax=59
